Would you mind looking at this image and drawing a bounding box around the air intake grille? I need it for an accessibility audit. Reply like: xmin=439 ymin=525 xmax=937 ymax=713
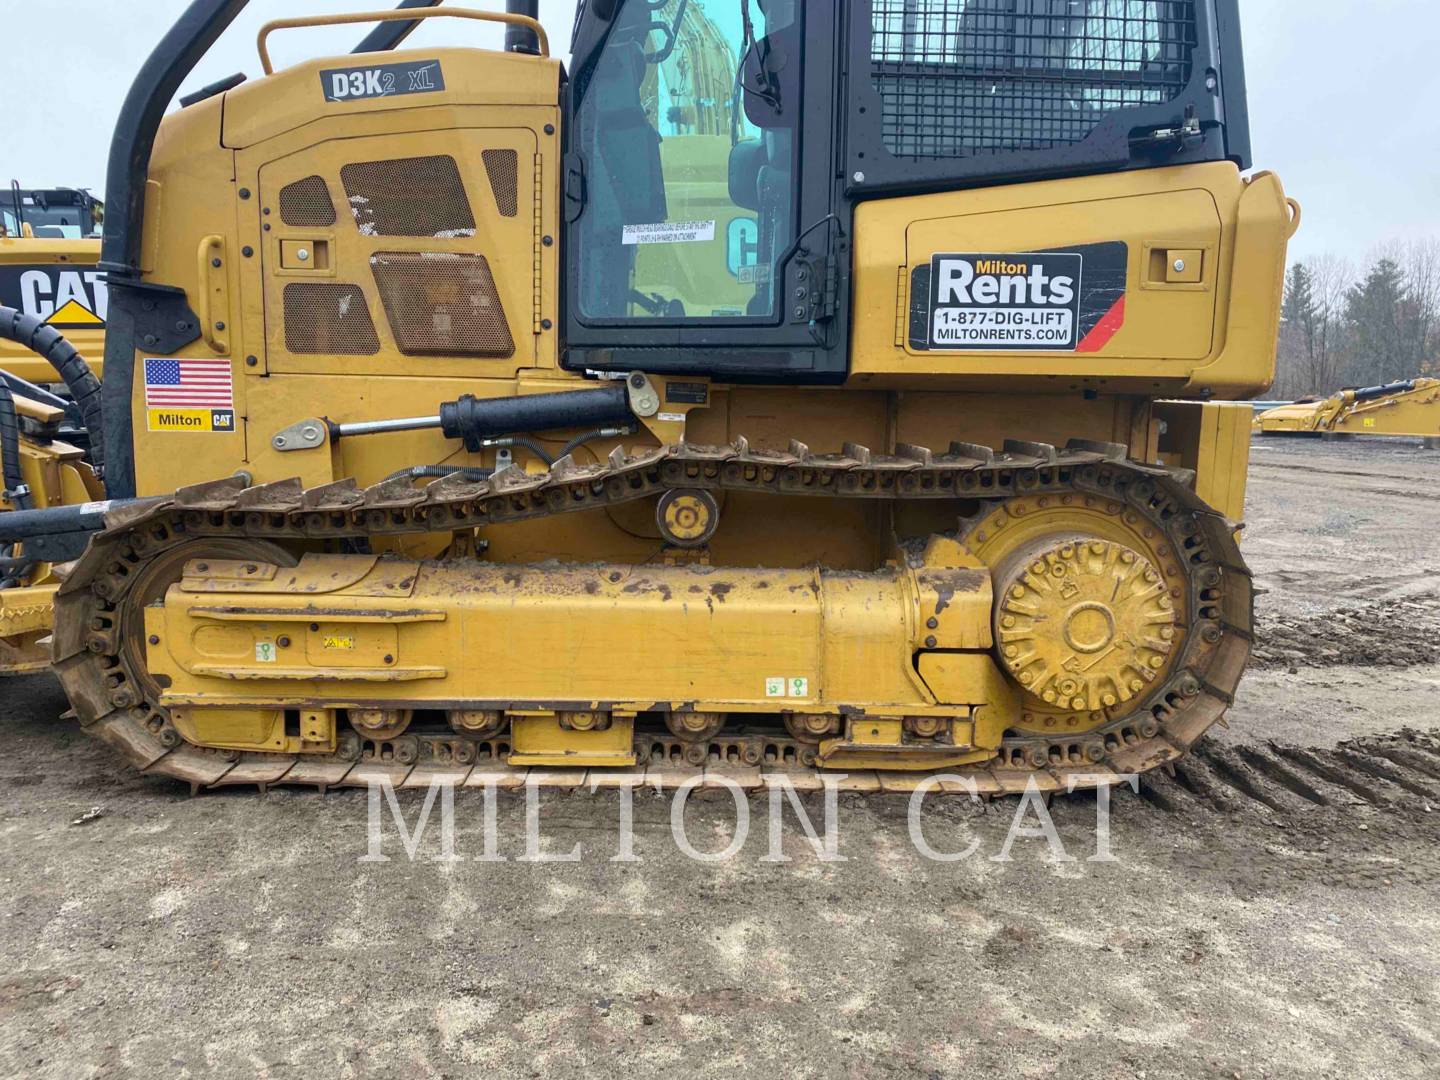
xmin=284 ymin=283 xmax=381 ymax=355
xmin=870 ymin=0 xmax=1197 ymax=160
xmin=278 ymin=175 xmax=337 ymax=227
xmin=340 ymin=155 xmax=477 ymax=237
xmin=481 ymin=149 xmax=519 ymax=217
xmin=370 ymin=252 xmax=514 ymax=357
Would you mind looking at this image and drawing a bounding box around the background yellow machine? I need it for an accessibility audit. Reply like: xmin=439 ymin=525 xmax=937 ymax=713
xmin=5 ymin=0 xmax=1296 ymax=793
xmin=1 ymin=194 xmax=107 ymax=672
xmin=1254 ymin=379 xmax=1440 ymax=443
xmin=0 ymin=303 xmax=105 ymax=673
xmin=0 ymin=194 xmax=106 ymax=383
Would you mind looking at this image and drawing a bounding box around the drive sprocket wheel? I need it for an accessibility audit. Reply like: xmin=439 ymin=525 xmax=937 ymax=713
xmin=962 ymin=492 xmax=1189 ymax=738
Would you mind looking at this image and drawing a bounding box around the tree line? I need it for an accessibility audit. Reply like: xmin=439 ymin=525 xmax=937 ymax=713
xmin=1271 ymin=240 xmax=1440 ymax=400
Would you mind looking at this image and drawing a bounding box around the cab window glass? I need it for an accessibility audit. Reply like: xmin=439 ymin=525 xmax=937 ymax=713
xmin=576 ymin=0 xmax=799 ymax=321
xmin=869 ymin=0 xmax=1194 ymax=159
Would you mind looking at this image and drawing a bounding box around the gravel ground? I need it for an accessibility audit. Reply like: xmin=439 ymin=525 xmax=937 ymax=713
xmin=1 ymin=435 xmax=1438 ymax=1079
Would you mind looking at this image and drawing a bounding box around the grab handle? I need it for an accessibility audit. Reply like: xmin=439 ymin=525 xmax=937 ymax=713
xmin=258 ymin=7 xmax=549 ymax=75
xmin=1285 ymin=197 xmax=1303 ymax=239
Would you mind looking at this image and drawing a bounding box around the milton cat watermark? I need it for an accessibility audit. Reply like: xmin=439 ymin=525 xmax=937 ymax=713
xmin=359 ymin=774 xmax=1139 ymax=865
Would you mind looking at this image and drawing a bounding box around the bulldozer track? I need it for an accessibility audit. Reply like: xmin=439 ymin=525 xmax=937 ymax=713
xmin=52 ymin=436 xmax=1253 ymax=795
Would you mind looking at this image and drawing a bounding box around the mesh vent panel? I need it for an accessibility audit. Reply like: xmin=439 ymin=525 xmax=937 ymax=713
xmin=340 ymin=155 xmax=476 ymax=237
xmin=370 ymin=252 xmax=514 ymax=357
xmin=870 ymin=0 xmax=1196 ymax=160
xmin=284 ymin=283 xmax=381 ymax=355
xmin=278 ymin=175 xmax=337 ymax=227
xmin=481 ymin=149 xmax=520 ymax=217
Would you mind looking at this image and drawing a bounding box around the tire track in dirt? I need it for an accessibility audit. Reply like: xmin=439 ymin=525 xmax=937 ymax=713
xmin=1252 ymin=597 xmax=1440 ymax=669
xmin=1128 ymin=731 xmax=1440 ymax=893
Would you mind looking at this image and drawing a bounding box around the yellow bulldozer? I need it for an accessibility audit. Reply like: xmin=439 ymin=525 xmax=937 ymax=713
xmin=1254 ymin=379 xmax=1440 ymax=443
xmin=1 ymin=188 xmax=107 ymax=671
xmin=0 ymin=0 xmax=1297 ymax=794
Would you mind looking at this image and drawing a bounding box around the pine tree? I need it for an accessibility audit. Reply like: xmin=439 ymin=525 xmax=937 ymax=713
xmin=1281 ymin=263 xmax=1316 ymax=393
xmin=1345 ymin=258 xmax=1408 ymax=385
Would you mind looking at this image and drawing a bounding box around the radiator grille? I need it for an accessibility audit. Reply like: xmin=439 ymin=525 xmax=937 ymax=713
xmin=481 ymin=149 xmax=520 ymax=217
xmin=283 ymin=283 xmax=381 ymax=355
xmin=869 ymin=0 xmax=1196 ymax=160
xmin=370 ymin=251 xmax=514 ymax=357
xmin=340 ymin=155 xmax=477 ymax=237
xmin=278 ymin=175 xmax=337 ymax=227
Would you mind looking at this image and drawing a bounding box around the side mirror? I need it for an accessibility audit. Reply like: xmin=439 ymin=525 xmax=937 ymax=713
xmin=741 ymin=26 xmax=801 ymax=129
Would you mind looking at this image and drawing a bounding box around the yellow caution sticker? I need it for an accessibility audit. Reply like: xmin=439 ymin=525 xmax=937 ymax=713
xmin=146 ymin=407 xmax=236 ymax=433
xmin=322 ymin=635 xmax=356 ymax=651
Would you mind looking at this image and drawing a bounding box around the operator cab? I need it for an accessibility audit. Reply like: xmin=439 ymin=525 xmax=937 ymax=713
xmin=2 ymin=188 xmax=104 ymax=239
xmin=562 ymin=0 xmax=1250 ymax=381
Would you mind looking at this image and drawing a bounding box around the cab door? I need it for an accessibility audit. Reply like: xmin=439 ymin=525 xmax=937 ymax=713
xmin=563 ymin=0 xmax=847 ymax=382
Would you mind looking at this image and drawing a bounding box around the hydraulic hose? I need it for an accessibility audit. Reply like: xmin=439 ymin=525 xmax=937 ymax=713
xmin=0 ymin=377 xmax=30 ymax=511
xmin=0 ymin=306 xmax=105 ymax=479
xmin=488 ymin=435 xmax=555 ymax=467
xmin=558 ymin=425 xmax=636 ymax=460
xmin=382 ymin=425 xmax=636 ymax=487
xmin=0 ymin=375 xmax=34 ymax=587
xmin=384 ymin=465 xmax=495 ymax=484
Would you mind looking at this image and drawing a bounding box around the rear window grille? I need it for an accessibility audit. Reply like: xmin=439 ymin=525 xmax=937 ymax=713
xmin=284 ymin=283 xmax=381 ymax=355
xmin=278 ymin=175 xmax=337 ymax=227
xmin=482 ymin=149 xmax=520 ymax=218
xmin=870 ymin=0 xmax=1197 ymax=160
xmin=370 ymin=251 xmax=515 ymax=357
xmin=340 ymin=155 xmax=477 ymax=238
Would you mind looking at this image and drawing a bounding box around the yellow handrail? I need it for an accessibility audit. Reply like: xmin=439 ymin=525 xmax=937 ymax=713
xmin=258 ymin=7 xmax=549 ymax=75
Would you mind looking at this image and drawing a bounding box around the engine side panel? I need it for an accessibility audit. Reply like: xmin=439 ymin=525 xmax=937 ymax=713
xmin=850 ymin=163 xmax=1293 ymax=399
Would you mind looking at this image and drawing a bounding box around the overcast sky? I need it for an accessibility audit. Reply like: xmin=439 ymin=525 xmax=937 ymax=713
xmin=3 ymin=1 xmax=1436 ymax=263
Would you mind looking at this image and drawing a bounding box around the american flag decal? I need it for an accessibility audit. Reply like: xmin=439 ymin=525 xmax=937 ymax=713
xmin=143 ymin=358 xmax=234 ymax=408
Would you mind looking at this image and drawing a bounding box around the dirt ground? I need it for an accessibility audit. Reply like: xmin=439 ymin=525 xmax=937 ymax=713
xmin=1 ymin=435 xmax=1438 ymax=1079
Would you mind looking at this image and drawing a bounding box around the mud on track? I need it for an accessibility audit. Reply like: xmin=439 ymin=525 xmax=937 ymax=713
xmin=1 ymin=434 xmax=1438 ymax=1078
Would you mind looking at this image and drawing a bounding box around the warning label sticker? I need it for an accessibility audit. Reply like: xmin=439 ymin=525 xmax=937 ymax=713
xmin=927 ymin=252 xmax=1083 ymax=351
xmin=765 ymin=677 xmax=811 ymax=699
xmin=622 ymin=221 xmax=716 ymax=246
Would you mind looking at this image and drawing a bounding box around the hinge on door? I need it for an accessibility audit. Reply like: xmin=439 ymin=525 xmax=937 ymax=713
xmin=532 ymin=153 xmax=544 ymax=335
xmin=894 ymin=265 xmax=908 ymax=347
xmin=823 ymin=255 xmax=840 ymax=320
xmin=1130 ymin=104 xmax=1205 ymax=156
